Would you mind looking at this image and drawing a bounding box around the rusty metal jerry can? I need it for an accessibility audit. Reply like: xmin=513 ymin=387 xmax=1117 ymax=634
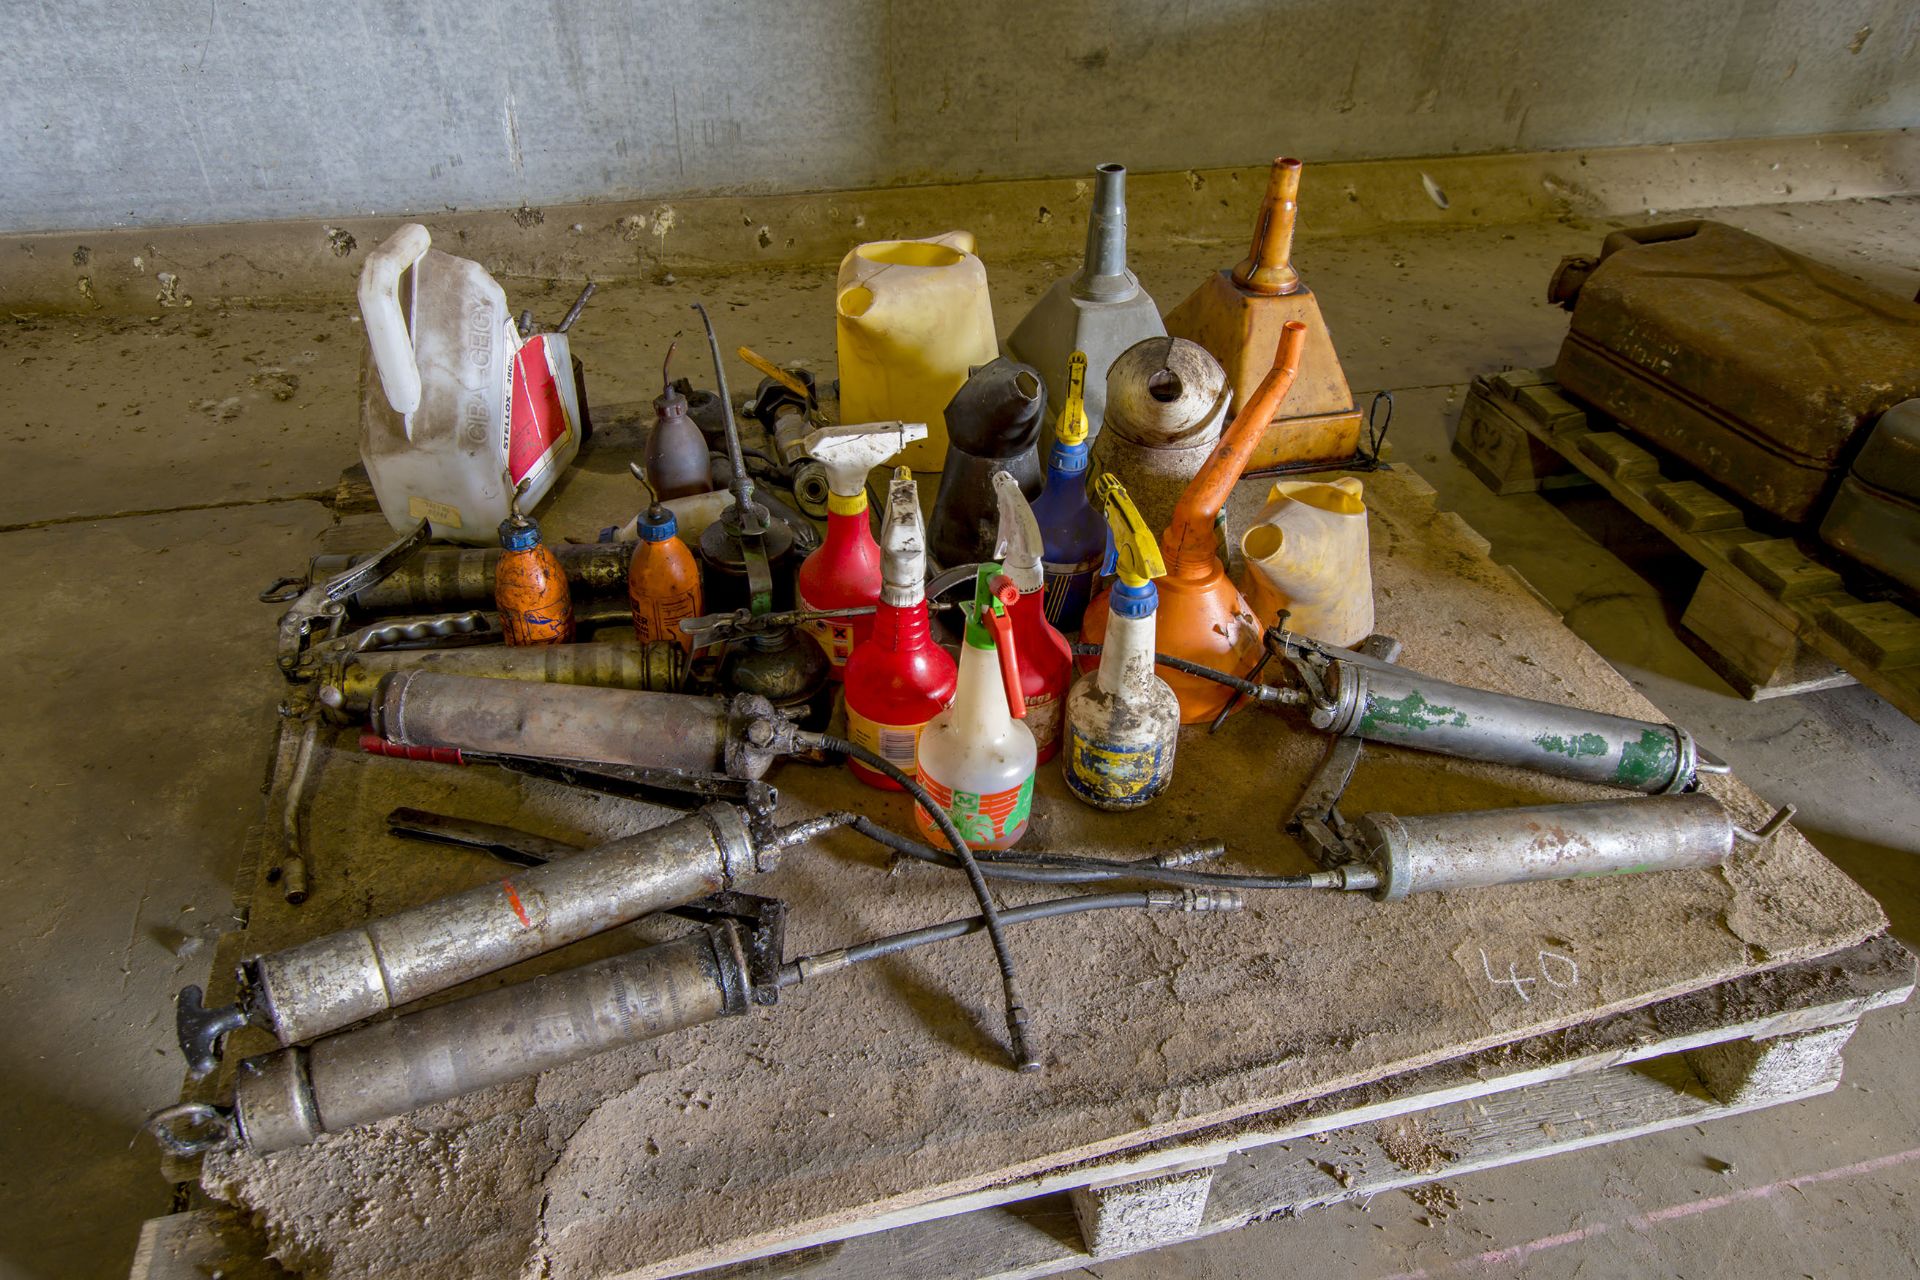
xmin=1550 ymin=220 xmax=1920 ymax=525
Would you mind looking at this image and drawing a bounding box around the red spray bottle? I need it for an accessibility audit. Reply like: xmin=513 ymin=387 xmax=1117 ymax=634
xmin=991 ymin=470 xmax=1074 ymax=762
xmin=843 ymin=467 xmax=958 ymax=788
xmin=794 ymin=421 xmax=928 ymax=675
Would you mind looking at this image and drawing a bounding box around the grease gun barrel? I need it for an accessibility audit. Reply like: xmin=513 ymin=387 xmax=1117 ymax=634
xmin=248 ymin=805 xmax=760 ymax=1046
xmin=1310 ymin=660 xmax=1706 ymax=794
xmin=369 ymin=672 xmax=799 ymax=780
xmin=231 ymin=925 xmax=749 ymax=1153
xmin=1337 ymin=794 xmax=1788 ymax=900
xmin=175 ymin=805 xmax=790 ymax=1074
xmin=317 ymin=640 xmax=683 ymax=720
xmin=307 ymin=542 xmax=637 ymax=615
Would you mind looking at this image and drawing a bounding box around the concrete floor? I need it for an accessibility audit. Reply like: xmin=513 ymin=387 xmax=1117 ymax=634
xmin=3 ymin=193 xmax=1918 ymax=1280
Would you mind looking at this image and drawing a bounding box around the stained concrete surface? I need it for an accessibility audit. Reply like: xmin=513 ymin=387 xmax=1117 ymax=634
xmin=10 ymin=0 xmax=1916 ymax=232
xmin=2 ymin=193 xmax=1917 ymax=1279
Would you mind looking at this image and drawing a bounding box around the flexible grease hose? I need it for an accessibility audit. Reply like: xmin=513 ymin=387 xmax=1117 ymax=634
xmin=834 ymin=814 xmax=1319 ymax=890
xmin=795 ymin=731 xmax=1043 ymax=1072
xmin=774 ymin=890 xmax=1242 ymax=988
xmin=1069 ymin=642 xmax=1305 ymax=704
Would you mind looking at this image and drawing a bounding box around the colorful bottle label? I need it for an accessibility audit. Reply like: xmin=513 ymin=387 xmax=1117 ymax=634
xmin=914 ymin=770 xmax=1034 ymax=848
xmin=846 ymin=706 xmax=929 ymax=777
xmin=797 ymin=589 xmax=858 ymax=668
xmin=1024 ymin=690 xmax=1063 ymax=755
xmin=1041 ymin=559 xmax=1099 ymax=632
xmin=802 ymin=615 xmax=858 ymax=667
xmin=1065 ymin=726 xmax=1175 ymax=808
xmin=631 ymin=589 xmax=700 ymax=651
xmin=496 ymin=549 xmax=574 ymax=646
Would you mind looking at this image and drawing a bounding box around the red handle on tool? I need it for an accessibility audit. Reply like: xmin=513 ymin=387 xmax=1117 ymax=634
xmin=359 ymin=731 xmax=467 ymax=765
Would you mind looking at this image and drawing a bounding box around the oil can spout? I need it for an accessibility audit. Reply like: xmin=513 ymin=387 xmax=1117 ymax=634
xmin=1233 ymin=157 xmax=1304 ymax=297
xmin=1162 ymin=320 xmax=1308 ymax=575
xmin=1073 ymin=163 xmax=1138 ymax=303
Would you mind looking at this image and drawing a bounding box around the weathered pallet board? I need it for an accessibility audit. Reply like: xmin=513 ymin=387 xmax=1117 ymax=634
xmin=132 ymin=937 xmax=1912 ymax=1280
xmin=1456 ymin=368 xmax=1920 ymax=717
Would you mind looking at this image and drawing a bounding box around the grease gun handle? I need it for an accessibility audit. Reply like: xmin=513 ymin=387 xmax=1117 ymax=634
xmin=359 ymin=732 xmax=467 ymax=765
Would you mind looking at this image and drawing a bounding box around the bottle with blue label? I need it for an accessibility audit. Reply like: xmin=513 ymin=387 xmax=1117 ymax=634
xmin=1031 ymin=352 xmax=1107 ymax=632
xmin=1063 ymin=475 xmax=1180 ymax=810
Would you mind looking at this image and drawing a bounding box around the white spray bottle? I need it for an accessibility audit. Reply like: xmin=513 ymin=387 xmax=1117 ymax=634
xmin=914 ymin=564 xmax=1037 ymax=850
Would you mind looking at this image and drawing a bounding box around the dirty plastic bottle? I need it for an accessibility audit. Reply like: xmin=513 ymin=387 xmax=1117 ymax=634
xmin=992 ymin=471 xmax=1075 ymax=763
xmin=1064 ymin=476 xmax=1180 ymax=810
xmin=627 ymin=498 xmax=703 ymax=655
xmin=836 ymin=231 xmax=999 ymax=472
xmin=914 ymin=564 xmax=1037 ymax=851
xmin=359 ymin=224 xmax=582 ymax=544
xmin=1031 ymin=352 xmax=1108 ymax=632
xmin=494 ymin=505 xmax=574 ymax=646
xmin=1083 ymin=321 xmax=1309 ymax=723
xmin=844 ymin=468 xmax=959 ymax=789
xmin=927 ymin=358 xmax=1048 ymax=568
xmin=1240 ymin=477 xmax=1374 ymax=647
xmin=646 ymin=344 xmax=716 ymax=500
xmin=793 ymin=422 xmax=927 ymax=675
xmin=1006 ymin=163 xmax=1165 ymax=444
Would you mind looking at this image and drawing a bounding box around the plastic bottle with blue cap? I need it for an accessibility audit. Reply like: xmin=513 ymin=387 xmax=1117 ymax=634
xmin=627 ymin=478 xmax=702 ymax=655
xmin=494 ymin=493 xmax=575 ymax=647
xmin=1030 ymin=351 xmax=1108 ymax=632
xmin=1063 ymin=475 xmax=1179 ymax=809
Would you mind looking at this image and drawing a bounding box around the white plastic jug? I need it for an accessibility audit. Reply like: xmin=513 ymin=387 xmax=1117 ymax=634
xmin=1239 ymin=477 xmax=1374 ymax=647
xmin=358 ymin=224 xmax=582 ymax=544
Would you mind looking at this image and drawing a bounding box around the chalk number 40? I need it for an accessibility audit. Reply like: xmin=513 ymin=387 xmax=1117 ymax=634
xmin=1478 ymin=947 xmax=1580 ymax=1003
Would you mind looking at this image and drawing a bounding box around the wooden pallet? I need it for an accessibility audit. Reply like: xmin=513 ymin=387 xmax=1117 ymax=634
xmin=134 ymin=467 xmax=1898 ymax=1280
xmin=132 ymin=936 xmax=1914 ymax=1280
xmin=1455 ymin=369 xmax=1920 ymax=713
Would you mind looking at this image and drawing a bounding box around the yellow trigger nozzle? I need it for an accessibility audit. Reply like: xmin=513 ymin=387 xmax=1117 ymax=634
xmin=1092 ymin=473 xmax=1163 ymax=589
xmin=1055 ymin=352 xmax=1090 ymax=448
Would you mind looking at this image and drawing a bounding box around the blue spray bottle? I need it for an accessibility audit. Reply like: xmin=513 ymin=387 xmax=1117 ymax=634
xmin=1030 ymin=351 xmax=1107 ymax=631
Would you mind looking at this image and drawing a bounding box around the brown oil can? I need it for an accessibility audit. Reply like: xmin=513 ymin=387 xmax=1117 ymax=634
xmin=1550 ymin=221 xmax=1920 ymax=525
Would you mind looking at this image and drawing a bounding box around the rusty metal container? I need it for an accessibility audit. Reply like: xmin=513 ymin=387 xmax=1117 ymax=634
xmin=1550 ymin=220 xmax=1920 ymax=524
xmin=1820 ymin=398 xmax=1920 ymax=594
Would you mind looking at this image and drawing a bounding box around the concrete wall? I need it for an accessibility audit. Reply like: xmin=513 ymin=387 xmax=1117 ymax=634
xmin=6 ymin=0 xmax=1916 ymax=233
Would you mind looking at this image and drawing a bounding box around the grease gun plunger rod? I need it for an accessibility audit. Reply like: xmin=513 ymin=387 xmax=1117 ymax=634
xmin=174 ymin=804 xmax=823 ymax=1075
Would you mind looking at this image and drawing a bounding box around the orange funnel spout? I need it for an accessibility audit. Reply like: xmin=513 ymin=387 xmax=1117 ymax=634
xmin=1232 ymin=158 xmax=1303 ymax=296
xmin=1162 ymin=320 xmax=1309 ymax=577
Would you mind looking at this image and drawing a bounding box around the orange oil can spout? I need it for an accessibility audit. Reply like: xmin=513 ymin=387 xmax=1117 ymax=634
xmin=1232 ymin=157 xmax=1304 ymax=297
xmin=1162 ymin=320 xmax=1308 ymax=576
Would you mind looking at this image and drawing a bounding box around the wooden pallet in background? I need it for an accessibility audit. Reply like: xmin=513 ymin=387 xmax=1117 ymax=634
xmin=1455 ymin=369 xmax=1920 ymax=715
xmin=131 ymin=937 xmax=1914 ymax=1280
